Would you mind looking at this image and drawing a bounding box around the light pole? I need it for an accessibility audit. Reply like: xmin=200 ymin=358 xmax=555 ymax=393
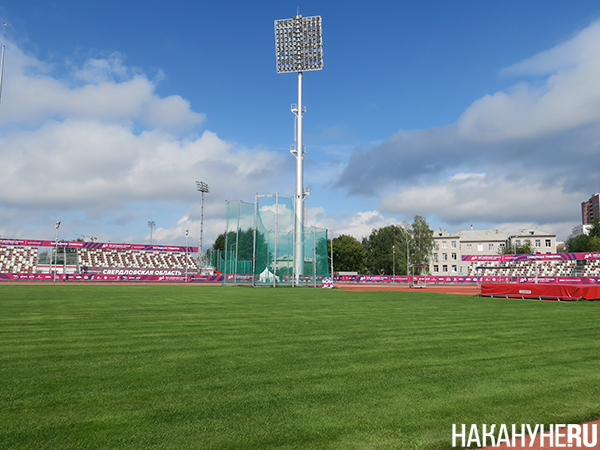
xmin=148 ymin=220 xmax=156 ymax=245
xmin=393 ymin=245 xmax=396 ymax=280
xmin=53 ymin=220 xmax=60 ymax=281
xmin=330 ymin=229 xmax=334 ymax=288
xmin=407 ymin=238 xmax=410 ymax=276
xmin=195 ymin=181 xmax=209 ymax=268
xmin=185 ymin=228 xmax=189 ymax=283
xmin=275 ymin=13 xmax=323 ymax=285
xmin=229 ymin=244 xmax=237 ymax=286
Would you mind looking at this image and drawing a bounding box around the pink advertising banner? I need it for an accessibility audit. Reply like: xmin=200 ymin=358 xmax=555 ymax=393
xmin=462 ymin=252 xmax=600 ymax=262
xmin=0 ymin=273 xmax=222 ymax=282
xmin=0 ymin=238 xmax=197 ymax=253
xmin=3 ymin=273 xmax=600 ymax=285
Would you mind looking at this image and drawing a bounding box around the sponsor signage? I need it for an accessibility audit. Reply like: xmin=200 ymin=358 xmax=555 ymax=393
xmin=0 ymin=238 xmax=196 ymax=253
xmin=462 ymin=252 xmax=600 ymax=262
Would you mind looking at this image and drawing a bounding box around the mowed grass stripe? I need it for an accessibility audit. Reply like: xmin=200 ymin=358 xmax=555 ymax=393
xmin=0 ymin=285 xmax=599 ymax=450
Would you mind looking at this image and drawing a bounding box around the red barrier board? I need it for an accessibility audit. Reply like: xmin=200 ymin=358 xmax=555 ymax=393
xmin=481 ymin=283 xmax=600 ymax=300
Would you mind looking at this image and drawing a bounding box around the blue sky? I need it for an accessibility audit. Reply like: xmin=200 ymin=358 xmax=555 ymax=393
xmin=1 ymin=0 xmax=600 ymax=248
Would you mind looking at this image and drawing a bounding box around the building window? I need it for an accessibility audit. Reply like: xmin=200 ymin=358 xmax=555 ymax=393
xmin=467 ymin=244 xmax=472 ymax=252
xmin=477 ymin=244 xmax=484 ymax=252
xmin=442 ymin=253 xmax=447 ymax=261
xmin=545 ymin=239 xmax=551 ymax=248
xmin=441 ymin=241 xmax=447 ymax=249
xmin=535 ymin=240 xmax=541 ymax=248
xmin=451 ymin=253 xmax=457 ymax=261
xmin=433 ymin=253 xmax=438 ymax=262
xmin=433 ymin=265 xmax=439 ymax=273
xmin=451 ymin=241 xmax=457 ymax=249
xmin=488 ymin=244 xmax=494 ymax=251
xmin=442 ymin=265 xmax=448 ymax=272
xmin=516 ymin=240 xmax=521 ymax=245
xmin=452 ymin=265 xmax=457 ymax=273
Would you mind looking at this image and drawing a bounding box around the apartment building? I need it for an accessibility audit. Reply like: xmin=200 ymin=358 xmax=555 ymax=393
xmin=581 ymin=193 xmax=600 ymax=225
xmin=507 ymin=228 xmax=557 ymax=254
xmin=430 ymin=227 xmax=555 ymax=275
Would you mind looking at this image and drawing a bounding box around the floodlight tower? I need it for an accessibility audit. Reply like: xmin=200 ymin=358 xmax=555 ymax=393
xmin=195 ymin=180 xmax=209 ymax=267
xmin=274 ymin=13 xmax=323 ymax=284
xmin=53 ymin=220 xmax=61 ymax=282
xmin=148 ymin=220 xmax=156 ymax=245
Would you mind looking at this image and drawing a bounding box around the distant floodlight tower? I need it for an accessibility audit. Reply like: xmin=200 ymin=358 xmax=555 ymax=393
xmin=274 ymin=13 xmax=323 ymax=284
xmin=195 ymin=180 xmax=209 ymax=267
xmin=148 ymin=220 xmax=156 ymax=245
xmin=53 ymin=220 xmax=61 ymax=282
xmin=0 ymin=23 xmax=8 ymax=104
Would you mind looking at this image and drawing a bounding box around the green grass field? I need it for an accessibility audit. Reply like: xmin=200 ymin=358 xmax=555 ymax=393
xmin=1 ymin=285 xmax=599 ymax=450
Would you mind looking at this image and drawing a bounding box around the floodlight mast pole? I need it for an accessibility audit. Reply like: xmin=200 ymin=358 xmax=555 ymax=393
xmin=275 ymin=13 xmax=323 ymax=286
xmin=294 ymin=70 xmax=304 ymax=285
xmin=0 ymin=23 xmax=7 ymax=105
xmin=195 ymin=181 xmax=209 ymax=268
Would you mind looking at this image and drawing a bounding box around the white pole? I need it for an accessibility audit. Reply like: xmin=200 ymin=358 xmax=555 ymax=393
xmin=200 ymin=191 xmax=204 ymax=258
xmin=294 ymin=71 xmax=304 ymax=285
xmin=313 ymin=227 xmax=317 ymax=287
xmin=185 ymin=229 xmax=189 ymax=283
xmin=274 ymin=193 xmax=279 ymax=288
xmin=330 ymin=229 xmax=334 ymax=288
xmin=53 ymin=220 xmax=60 ymax=281
xmin=0 ymin=23 xmax=7 ymax=105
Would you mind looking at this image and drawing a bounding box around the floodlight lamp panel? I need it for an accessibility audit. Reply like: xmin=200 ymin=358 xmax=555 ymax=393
xmin=195 ymin=180 xmax=210 ymax=193
xmin=275 ymin=15 xmax=323 ymax=73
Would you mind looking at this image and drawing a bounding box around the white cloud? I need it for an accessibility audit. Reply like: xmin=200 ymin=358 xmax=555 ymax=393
xmin=0 ymin=119 xmax=286 ymax=209
xmin=0 ymin=44 xmax=205 ymax=131
xmin=309 ymin=208 xmax=400 ymax=241
xmin=0 ymin=41 xmax=288 ymax=245
xmin=379 ymin=173 xmax=581 ymax=235
xmin=69 ymin=52 xmax=131 ymax=83
xmin=501 ymin=21 xmax=600 ymax=77
xmin=334 ymin=20 xmax=600 ymax=240
xmin=458 ymin=21 xmax=600 ymax=141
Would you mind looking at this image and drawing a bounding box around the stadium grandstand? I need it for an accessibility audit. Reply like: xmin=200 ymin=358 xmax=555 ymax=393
xmin=2 ymin=237 xmax=600 ymax=287
xmin=465 ymin=259 xmax=579 ymax=278
xmin=0 ymin=238 xmax=218 ymax=282
xmin=461 ymin=253 xmax=600 ymax=280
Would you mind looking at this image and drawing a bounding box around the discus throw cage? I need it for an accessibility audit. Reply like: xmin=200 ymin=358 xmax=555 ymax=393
xmin=218 ymin=194 xmax=329 ymax=287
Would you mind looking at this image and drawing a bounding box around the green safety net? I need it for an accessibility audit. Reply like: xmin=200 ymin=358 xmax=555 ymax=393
xmin=223 ymin=194 xmax=329 ymax=287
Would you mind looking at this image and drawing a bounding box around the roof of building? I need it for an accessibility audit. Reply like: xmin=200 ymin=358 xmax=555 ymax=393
xmin=432 ymin=228 xmax=555 ymax=241
xmin=510 ymin=228 xmax=555 ymax=238
xmin=432 ymin=230 xmax=459 ymax=238
xmin=457 ymin=229 xmax=508 ymax=242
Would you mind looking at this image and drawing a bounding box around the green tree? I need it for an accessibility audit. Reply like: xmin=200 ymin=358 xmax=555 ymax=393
xmin=212 ymin=233 xmax=226 ymax=252
xmin=589 ymin=237 xmax=600 ymax=252
xmin=408 ymin=215 xmax=434 ymax=275
xmin=565 ymin=228 xmax=600 ymax=252
xmin=332 ymin=235 xmax=366 ymax=273
xmin=212 ymin=229 xmax=269 ymax=274
xmin=565 ymin=218 xmax=600 ymax=252
xmin=502 ymin=241 xmax=535 ymax=255
xmin=362 ymin=225 xmax=408 ymax=275
xmin=589 ymin=217 xmax=600 ymax=239
xmin=565 ymin=234 xmax=588 ymax=253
